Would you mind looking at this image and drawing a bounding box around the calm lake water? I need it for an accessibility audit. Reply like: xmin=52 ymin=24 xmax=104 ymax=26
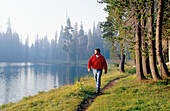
xmin=0 ymin=62 xmax=88 ymax=105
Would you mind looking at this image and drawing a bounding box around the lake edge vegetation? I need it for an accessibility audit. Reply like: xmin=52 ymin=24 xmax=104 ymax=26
xmin=0 ymin=65 xmax=169 ymax=111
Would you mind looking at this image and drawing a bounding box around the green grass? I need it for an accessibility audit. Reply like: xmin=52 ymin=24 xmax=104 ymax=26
xmin=0 ymin=66 xmax=169 ymax=111
xmin=0 ymin=68 xmax=130 ymax=111
xmin=87 ymin=75 xmax=170 ymax=111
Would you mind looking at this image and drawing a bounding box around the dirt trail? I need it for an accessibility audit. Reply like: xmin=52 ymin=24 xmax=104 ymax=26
xmin=76 ymin=76 xmax=129 ymax=111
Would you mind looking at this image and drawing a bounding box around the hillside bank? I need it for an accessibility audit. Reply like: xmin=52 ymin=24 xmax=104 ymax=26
xmin=0 ymin=67 xmax=169 ymax=111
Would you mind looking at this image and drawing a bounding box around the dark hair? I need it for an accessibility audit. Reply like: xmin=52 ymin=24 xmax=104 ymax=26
xmin=95 ymin=48 xmax=100 ymax=53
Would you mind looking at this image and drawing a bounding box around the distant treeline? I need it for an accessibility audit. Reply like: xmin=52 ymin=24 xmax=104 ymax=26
xmin=0 ymin=18 xmax=110 ymax=62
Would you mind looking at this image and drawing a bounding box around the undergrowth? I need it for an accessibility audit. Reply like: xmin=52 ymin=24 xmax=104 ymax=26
xmin=1 ymin=66 xmax=169 ymax=111
xmin=87 ymin=75 xmax=170 ymax=111
xmin=0 ymin=68 xmax=129 ymax=111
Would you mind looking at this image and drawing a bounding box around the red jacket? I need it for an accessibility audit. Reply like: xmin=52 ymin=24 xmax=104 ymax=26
xmin=88 ymin=54 xmax=107 ymax=73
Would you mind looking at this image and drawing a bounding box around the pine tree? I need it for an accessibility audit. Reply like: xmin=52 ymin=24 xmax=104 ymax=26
xmin=58 ymin=26 xmax=65 ymax=60
xmin=87 ymin=29 xmax=94 ymax=57
xmin=156 ymin=0 xmax=170 ymax=77
xmin=63 ymin=17 xmax=73 ymax=62
xmin=70 ymin=22 xmax=79 ymax=61
xmin=25 ymin=35 xmax=29 ymax=61
xmin=141 ymin=0 xmax=151 ymax=74
xmin=100 ymin=0 xmax=132 ymax=73
xmin=134 ymin=0 xmax=146 ymax=80
xmin=147 ymin=0 xmax=162 ymax=80
xmin=78 ymin=23 xmax=88 ymax=60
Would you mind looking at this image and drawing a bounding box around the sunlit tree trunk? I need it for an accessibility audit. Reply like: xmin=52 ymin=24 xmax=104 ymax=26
xmin=162 ymin=38 xmax=168 ymax=62
xmin=135 ymin=6 xmax=146 ymax=81
xmin=156 ymin=0 xmax=170 ymax=77
xmin=141 ymin=9 xmax=151 ymax=74
xmin=148 ymin=0 xmax=162 ymax=80
xmin=169 ymin=39 xmax=170 ymax=64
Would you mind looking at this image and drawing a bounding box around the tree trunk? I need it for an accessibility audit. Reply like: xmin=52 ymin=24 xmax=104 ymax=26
xmin=162 ymin=38 xmax=168 ymax=62
xmin=148 ymin=0 xmax=162 ymax=80
xmin=156 ymin=0 xmax=170 ymax=77
xmin=117 ymin=53 xmax=121 ymax=61
xmin=141 ymin=10 xmax=151 ymax=74
xmin=169 ymin=39 xmax=170 ymax=64
xmin=142 ymin=47 xmax=151 ymax=74
xmin=135 ymin=9 xmax=146 ymax=81
xmin=119 ymin=50 xmax=125 ymax=73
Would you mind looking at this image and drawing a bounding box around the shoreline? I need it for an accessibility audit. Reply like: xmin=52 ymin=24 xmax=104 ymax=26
xmin=1 ymin=67 xmax=169 ymax=111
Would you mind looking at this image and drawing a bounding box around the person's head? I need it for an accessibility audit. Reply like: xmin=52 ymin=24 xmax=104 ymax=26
xmin=95 ymin=48 xmax=100 ymax=55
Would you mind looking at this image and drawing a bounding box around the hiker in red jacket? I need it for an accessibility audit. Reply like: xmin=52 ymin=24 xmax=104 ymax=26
xmin=87 ymin=48 xmax=107 ymax=94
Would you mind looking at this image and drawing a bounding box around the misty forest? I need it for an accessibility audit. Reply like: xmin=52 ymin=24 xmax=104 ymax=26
xmin=0 ymin=18 xmax=110 ymax=62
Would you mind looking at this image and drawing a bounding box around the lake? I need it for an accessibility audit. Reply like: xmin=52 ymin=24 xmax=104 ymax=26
xmin=0 ymin=62 xmax=88 ymax=105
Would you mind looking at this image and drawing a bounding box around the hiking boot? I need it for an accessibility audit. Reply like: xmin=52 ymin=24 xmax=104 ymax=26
xmin=96 ymin=89 xmax=100 ymax=94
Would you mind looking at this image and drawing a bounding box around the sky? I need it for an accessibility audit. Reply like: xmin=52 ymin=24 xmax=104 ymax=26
xmin=0 ymin=0 xmax=107 ymax=45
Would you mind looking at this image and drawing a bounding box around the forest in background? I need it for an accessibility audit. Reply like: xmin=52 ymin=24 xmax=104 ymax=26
xmin=0 ymin=18 xmax=110 ymax=62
